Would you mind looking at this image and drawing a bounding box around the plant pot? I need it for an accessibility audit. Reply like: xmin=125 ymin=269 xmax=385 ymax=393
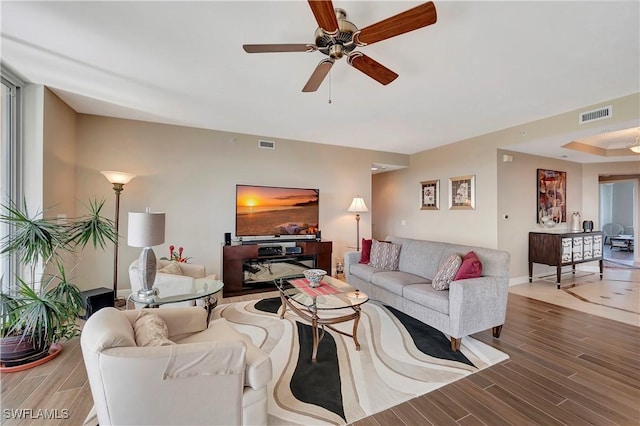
xmin=0 ymin=335 xmax=50 ymax=367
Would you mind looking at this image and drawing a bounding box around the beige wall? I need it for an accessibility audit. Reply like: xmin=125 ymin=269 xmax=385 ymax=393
xmin=71 ymin=115 xmax=408 ymax=293
xmin=373 ymin=93 xmax=639 ymax=282
xmin=372 ymin=137 xmax=499 ymax=248
xmin=497 ymin=150 xmax=584 ymax=280
xmin=36 ymin=88 xmax=639 ymax=291
xmin=43 ymin=88 xmax=77 ymax=217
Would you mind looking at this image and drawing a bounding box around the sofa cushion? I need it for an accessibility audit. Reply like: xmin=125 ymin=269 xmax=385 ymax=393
xmin=134 ymin=310 xmax=176 ymax=347
xmin=371 ymin=271 xmax=430 ymax=296
xmin=403 ymin=284 xmax=450 ymax=314
xmin=432 ymin=254 xmax=462 ymax=290
xmin=369 ymin=240 xmax=401 ymax=270
xmin=455 ymin=251 xmax=483 ymax=280
xmin=387 ymin=237 xmax=447 ymax=279
xmin=350 ymin=263 xmax=384 ymax=283
xmin=360 ymin=238 xmax=372 ymax=264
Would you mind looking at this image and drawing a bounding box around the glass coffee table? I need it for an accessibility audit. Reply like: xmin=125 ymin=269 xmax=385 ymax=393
xmin=274 ymin=274 xmax=369 ymax=362
xmin=129 ymin=278 xmax=224 ymax=323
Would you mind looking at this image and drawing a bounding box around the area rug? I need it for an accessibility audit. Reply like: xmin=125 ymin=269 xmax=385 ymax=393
xmin=210 ymin=298 xmax=509 ymax=425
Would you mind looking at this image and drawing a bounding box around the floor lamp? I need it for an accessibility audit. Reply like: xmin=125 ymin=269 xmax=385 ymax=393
xmin=348 ymin=196 xmax=368 ymax=251
xmin=101 ymin=170 xmax=136 ymax=307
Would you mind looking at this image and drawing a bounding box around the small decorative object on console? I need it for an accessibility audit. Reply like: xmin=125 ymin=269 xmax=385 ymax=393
xmin=571 ymin=211 xmax=581 ymax=231
xmin=303 ymin=269 xmax=327 ymax=288
xmin=539 ymin=215 xmax=559 ymax=228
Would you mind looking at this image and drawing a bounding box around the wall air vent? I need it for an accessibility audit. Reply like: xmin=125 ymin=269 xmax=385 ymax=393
xmin=579 ymin=105 xmax=612 ymax=124
xmin=258 ymin=139 xmax=275 ymax=149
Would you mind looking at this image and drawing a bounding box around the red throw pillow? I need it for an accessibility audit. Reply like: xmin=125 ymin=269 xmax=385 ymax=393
xmin=454 ymin=251 xmax=483 ymax=280
xmin=359 ymin=239 xmax=372 ymax=264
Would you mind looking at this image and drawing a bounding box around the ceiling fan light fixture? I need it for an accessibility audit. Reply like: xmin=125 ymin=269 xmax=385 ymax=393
xmin=243 ymin=1 xmax=438 ymax=92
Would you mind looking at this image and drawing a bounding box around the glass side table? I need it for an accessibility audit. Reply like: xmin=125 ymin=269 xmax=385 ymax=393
xmin=129 ymin=277 xmax=224 ymax=323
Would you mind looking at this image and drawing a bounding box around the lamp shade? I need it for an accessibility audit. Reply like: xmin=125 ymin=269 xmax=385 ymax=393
xmin=128 ymin=212 xmax=166 ymax=247
xmin=101 ymin=170 xmax=136 ymax=185
xmin=348 ymin=196 xmax=368 ymax=213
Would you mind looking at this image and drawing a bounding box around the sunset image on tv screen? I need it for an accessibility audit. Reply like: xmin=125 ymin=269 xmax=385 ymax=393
xmin=236 ymin=185 xmax=319 ymax=237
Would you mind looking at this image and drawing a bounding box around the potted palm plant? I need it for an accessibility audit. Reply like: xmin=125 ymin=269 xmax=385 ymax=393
xmin=0 ymin=198 xmax=117 ymax=370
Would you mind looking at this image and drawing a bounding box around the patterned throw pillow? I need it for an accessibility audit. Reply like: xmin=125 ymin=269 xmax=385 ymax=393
xmin=432 ymin=254 xmax=463 ymax=290
xmin=134 ymin=310 xmax=175 ymax=347
xmin=369 ymin=240 xmax=401 ymax=270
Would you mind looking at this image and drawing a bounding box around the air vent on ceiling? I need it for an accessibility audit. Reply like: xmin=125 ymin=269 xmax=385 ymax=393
xmin=258 ymin=139 xmax=275 ymax=150
xmin=579 ymin=105 xmax=612 ymax=124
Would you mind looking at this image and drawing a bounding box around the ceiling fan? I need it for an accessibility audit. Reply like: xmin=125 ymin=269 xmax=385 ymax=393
xmin=242 ymin=1 xmax=437 ymax=92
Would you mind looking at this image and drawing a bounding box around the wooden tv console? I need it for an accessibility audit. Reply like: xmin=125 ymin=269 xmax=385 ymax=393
xmin=222 ymin=240 xmax=332 ymax=297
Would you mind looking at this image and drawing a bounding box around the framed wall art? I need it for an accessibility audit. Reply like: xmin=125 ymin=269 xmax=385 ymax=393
xmin=420 ymin=180 xmax=439 ymax=210
xmin=537 ymin=168 xmax=566 ymax=224
xmin=449 ymin=175 xmax=475 ymax=210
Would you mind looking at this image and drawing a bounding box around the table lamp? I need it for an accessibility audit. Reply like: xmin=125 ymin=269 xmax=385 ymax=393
xmin=128 ymin=209 xmax=166 ymax=299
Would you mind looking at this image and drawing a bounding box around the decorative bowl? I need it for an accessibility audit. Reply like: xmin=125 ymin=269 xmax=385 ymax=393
xmin=303 ymin=269 xmax=327 ymax=287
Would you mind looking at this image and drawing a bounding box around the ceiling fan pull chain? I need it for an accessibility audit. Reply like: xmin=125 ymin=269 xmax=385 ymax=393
xmin=328 ymin=69 xmax=332 ymax=104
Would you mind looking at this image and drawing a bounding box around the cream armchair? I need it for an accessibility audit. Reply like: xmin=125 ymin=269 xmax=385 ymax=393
xmin=129 ymin=259 xmax=210 ymax=308
xmin=81 ymin=306 xmax=272 ymax=426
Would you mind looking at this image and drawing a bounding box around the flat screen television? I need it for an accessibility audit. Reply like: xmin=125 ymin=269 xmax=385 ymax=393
xmin=235 ymin=184 xmax=319 ymax=239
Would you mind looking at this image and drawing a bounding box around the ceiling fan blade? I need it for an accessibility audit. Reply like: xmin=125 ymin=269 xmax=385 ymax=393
xmin=308 ymin=0 xmax=339 ymax=34
xmin=356 ymin=1 xmax=437 ymax=46
xmin=302 ymin=59 xmax=334 ymax=92
xmin=243 ymin=44 xmax=314 ymax=53
xmin=347 ymin=53 xmax=398 ymax=86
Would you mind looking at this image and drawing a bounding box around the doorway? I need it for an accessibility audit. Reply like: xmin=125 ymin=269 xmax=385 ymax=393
xmin=599 ymin=176 xmax=638 ymax=267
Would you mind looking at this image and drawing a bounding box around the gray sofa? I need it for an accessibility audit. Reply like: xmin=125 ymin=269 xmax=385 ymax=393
xmin=344 ymin=236 xmax=510 ymax=351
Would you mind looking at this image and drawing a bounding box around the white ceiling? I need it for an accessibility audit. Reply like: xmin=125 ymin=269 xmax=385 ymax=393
xmin=2 ymin=1 xmax=639 ymax=163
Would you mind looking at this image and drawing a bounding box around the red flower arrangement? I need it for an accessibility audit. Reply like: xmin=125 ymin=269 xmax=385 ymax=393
xmin=161 ymin=245 xmax=192 ymax=263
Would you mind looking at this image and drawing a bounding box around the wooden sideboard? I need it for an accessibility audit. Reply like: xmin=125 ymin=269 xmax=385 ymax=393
xmin=529 ymin=231 xmax=603 ymax=288
xmin=222 ymin=240 xmax=332 ymax=297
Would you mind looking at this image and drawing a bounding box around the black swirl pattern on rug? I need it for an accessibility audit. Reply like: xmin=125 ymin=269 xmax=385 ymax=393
xmin=253 ymin=298 xmax=473 ymax=417
xmin=291 ymin=321 xmax=345 ymax=421
xmin=385 ymin=305 xmax=474 ymax=367
xmin=254 ymin=298 xmax=345 ymax=420
xmin=254 ymin=297 xmax=281 ymax=314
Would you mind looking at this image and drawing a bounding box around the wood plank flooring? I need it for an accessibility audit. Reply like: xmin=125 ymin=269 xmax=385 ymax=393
xmin=354 ymin=293 xmax=640 ymax=426
xmin=2 ymin=291 xmax=639 ymax=425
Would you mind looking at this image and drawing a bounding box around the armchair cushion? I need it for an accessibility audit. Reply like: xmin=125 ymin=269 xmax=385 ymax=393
xmin=134 ymin=310 xmax=175 ymax=347
xmin=177 ymin=318 xmax=272 ymax=390
xmin=163 ymin=340 xmax=246 ymax=380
